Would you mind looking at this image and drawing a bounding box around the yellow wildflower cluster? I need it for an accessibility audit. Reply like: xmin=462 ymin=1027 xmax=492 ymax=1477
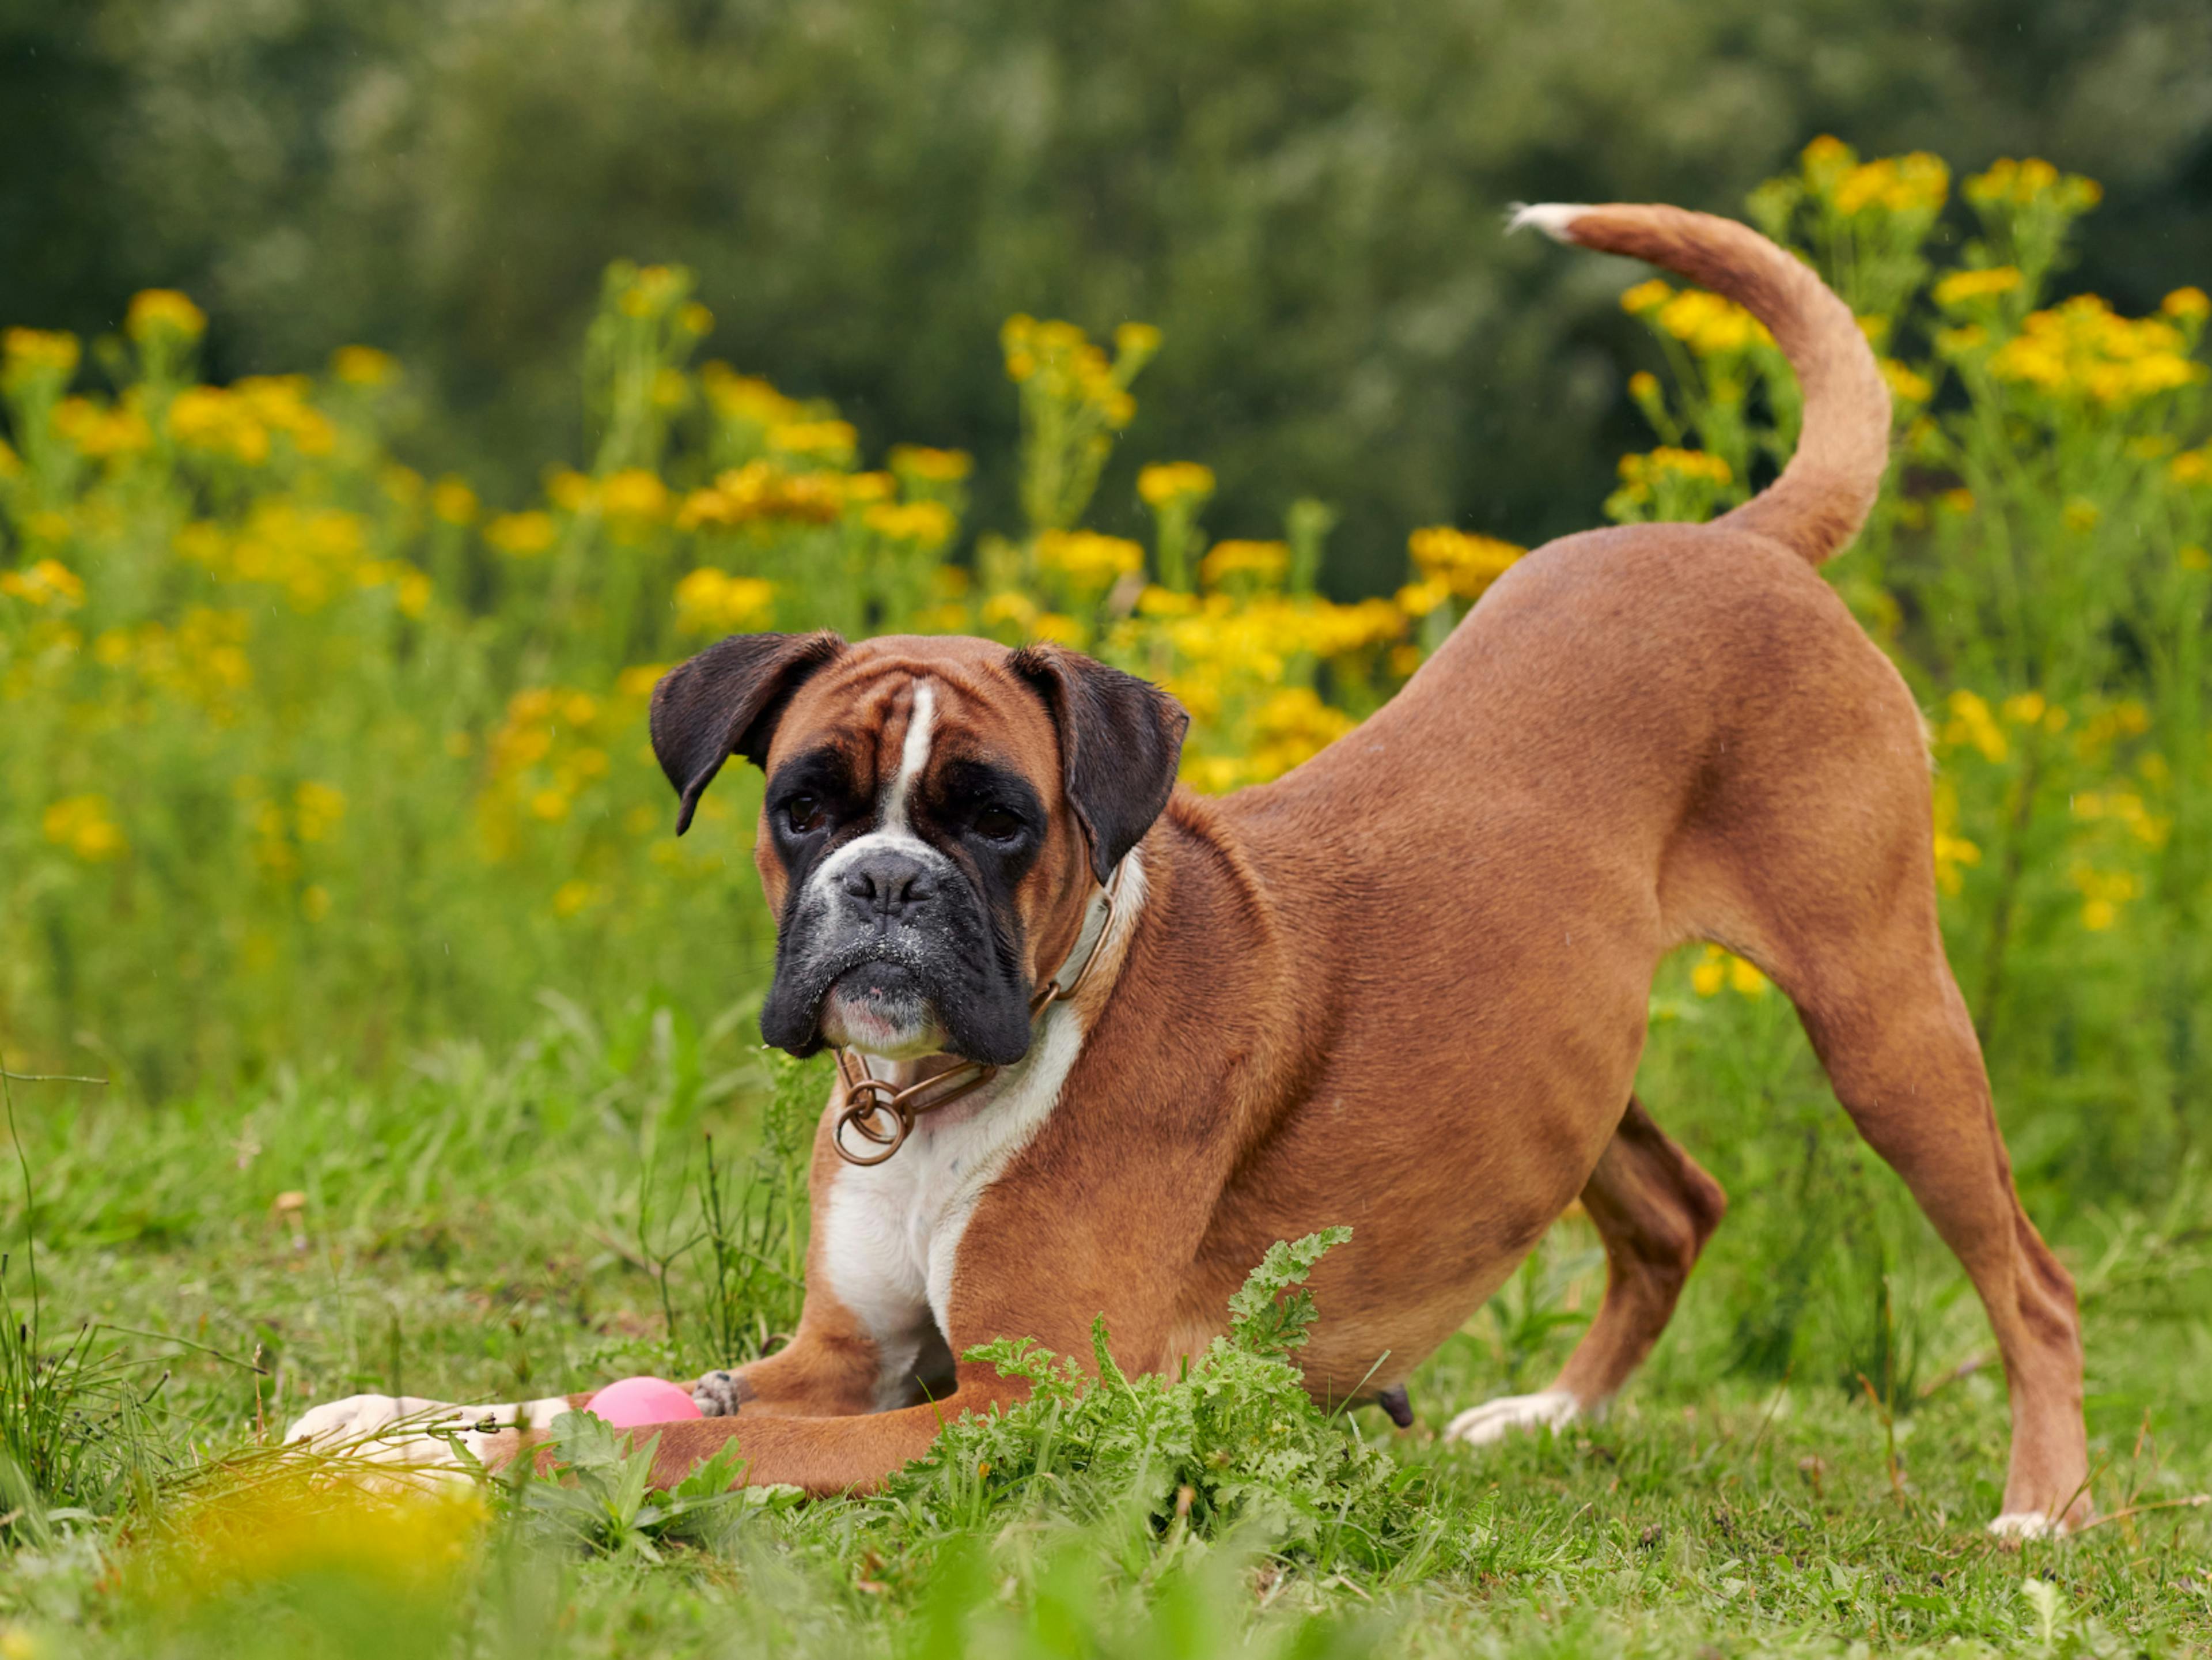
xmin=1037 ymin=528 xmax=1143 ymax=588
xmin=479 ymin=685 xmax=626 ymax=855
xmin=42 ymin=793 xmax=126 ymax=862
xmin=1002 ymin=315 xmax=1153 ymax=430
xmin=484 ymin=509 xmax=559 ymax=557
xmin=2071 ymin=866 xmax=2139 ymax=932
xmin=1986 ymin=296 xmax=2206 ymax=405
xmin=1622 ymin=281 xmax=1774 ymax=356
xmin=889 ymin=444 xmax=974 ymax=483
xmin=673 ymin=568 xmax=777 ymax=634
xmin=1690 ymin=944 xmax=1770 ymax=997
xmin=1 ymin=558 xmax=86 ymax=609
xmin=1933 ymin=266 xmax=2024 ymax=308
xmin=1941 ymin=690 xmax=2009 ymax=762
xmin=768 ymin=419 xmax=858 ymax=465
xmin=1931 ymin=780 xmax=1981 ymax=897
xmin=677 ymin=460 xmax=850 ymax=530
xmin=331 ymin=344 xmax=400 ymax=386
xmin=1403 ymin=527 xmax=1524 ymax=608
xmin=1965 ymin=157 xmax=2101 ymax=214
xmin=1138 ymin=461 xmax=1216 ymax=506
xmin=177 ymin=501 xmax=430 ymax=616
xmin=2 ymin=327 xmax=81 ymax=388
xmin=1830 ymin=150 xmax=1949 ymax=218
xmin=700 ymin=362 xmax=803 ymax=428
xmin=1183 ymin=687 xmax=1357 ymax=795
xmin=92 ymin=607 xmax=255 ymax=716
xmin=863 ymin=500 xmax=957 ymax=547
xmin=1199 ymin=539 xmax=1290 ymax=589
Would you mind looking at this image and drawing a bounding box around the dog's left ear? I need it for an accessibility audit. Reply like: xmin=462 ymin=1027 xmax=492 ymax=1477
xmin=1009 ymin=644 xmax=1189 ymax=882
xmin=652 ymin=631 xmax=844 ymax=833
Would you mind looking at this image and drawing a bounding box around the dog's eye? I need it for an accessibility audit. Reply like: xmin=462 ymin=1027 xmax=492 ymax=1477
xmin=972 ymin=806 xmax=1023 ymax=842
xmin=785 ymin=795 xmax=825 ymax=834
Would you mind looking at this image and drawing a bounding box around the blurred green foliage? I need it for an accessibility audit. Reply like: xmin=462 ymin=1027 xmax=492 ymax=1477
xmin=5 ymin=1 xmax=2210 ymax=589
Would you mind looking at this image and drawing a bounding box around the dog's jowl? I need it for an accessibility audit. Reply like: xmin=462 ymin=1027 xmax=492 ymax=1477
xmin=290 ymin=202 xmax=2089 ymax=1536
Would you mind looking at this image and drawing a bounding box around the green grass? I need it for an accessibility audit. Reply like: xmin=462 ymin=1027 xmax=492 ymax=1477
xmin=2 ymin=979 xmax=2207 ymax=1658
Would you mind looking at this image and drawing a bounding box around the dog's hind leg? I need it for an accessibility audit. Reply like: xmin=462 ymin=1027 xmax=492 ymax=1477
xmin=1446 ymin=1095 xmax=1725 ymax=1446
xmin=1779 ymin=922 xmax=2088 ymax=1534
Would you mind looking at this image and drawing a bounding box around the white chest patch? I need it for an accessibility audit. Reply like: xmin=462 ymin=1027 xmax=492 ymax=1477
xmin=815 ymin=849 xmax=1147 ymax=1410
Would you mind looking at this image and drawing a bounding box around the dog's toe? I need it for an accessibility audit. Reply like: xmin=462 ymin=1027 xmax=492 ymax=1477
xmin=692 ymin=1369 xmax=755 ymax=1417
xmin=1987 ymin=1510 xmax=2061 ymax=1541
xmin=1443 ymin=1389 xmax=1580 ymax=1447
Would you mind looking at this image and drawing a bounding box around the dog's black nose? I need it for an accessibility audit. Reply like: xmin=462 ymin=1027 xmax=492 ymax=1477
xmin=840 ymin=849 xmax=935 ymax=921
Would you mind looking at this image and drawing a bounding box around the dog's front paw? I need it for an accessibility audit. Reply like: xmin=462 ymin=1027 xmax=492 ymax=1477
xmin=692 ymin=1370 xmax=756 ymax=1417
xmin=286 ymin=1394 xmax=455 ymax=1450
xmin=1987 ymin=1510 xmax=2062 ymax=1541
xmin=1443 ymin=1389 xmax=1580 ymax=1447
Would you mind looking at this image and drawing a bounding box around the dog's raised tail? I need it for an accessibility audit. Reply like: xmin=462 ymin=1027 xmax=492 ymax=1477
xmin=1511 ymin=202 xmax=1889 ymax=565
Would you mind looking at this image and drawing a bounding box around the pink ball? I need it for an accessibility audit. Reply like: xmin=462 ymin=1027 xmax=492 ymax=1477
xmin=582 ymin=1375 xmax=703 ymax=1430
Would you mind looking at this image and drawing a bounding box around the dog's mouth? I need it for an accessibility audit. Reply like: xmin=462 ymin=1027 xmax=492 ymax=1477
xmin=820 ymin=961 xmax=948 ymax=1056
xmin=760 ymin=897 xmax=1037 ymax=1068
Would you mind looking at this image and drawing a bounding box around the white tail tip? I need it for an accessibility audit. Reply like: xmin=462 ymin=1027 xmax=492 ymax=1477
xmin=1506 ymin=202 xmax=1592 ymax=243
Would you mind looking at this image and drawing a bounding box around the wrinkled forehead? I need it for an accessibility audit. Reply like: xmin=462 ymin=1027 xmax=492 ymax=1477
xmin=765 ymin=640 xmax=1062 ymax=800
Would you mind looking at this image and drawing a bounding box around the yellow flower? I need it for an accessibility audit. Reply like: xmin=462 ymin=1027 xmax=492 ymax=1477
xmin=1199 ymin=539 xmax=1289 ymax=589
xmin=530 ymin=788 xmax=571 ymax=822
xmin=1620 ymin=279 xmax=1673 ymax=316
xmin=1880 ymin=359 xmax=1933 ymax=403
xmin=431 ymin=477 xmax=479 ymax=526
xmin=1690 ymin=949 xmax=1725 ymax=997
xmin=597 ymin=467 xmax=671 ymax=525
xmin=1626 ymin=370 xmax=1661 ymax=402
xmin=676 ymin=461 xmax=844 ymax=529
xmin=865 ymin=500 xmax=959 ymax=547
xmin=1038 ymin=527 xmax=1143 ymax=586
xmin=546 ymin=469 xmax=595 ymax=512
xmin=1114 ymin=322 xmax=1163 ymax=357
xmin=43 ymin=794 xmax=126 ymax=861
xmin=673 ymin=568 xmax=777 ymax=634
xmin=1407 ymin=527 xmax=1524 ymax=601
xmin=1940 ymin=487 xmax=1976 ymax=513
xmin=767 ymin=419 xmax=858 ymax=463
xmin=1832 ymin=153 xmax=1949 ymax=217
xmin=1941 ymin=689 xmax=2008 ymax=762
xmin=331 ymin=344 xmax=400 ymax=385
xmin=2061 ymin=497 xmax=2100 ymax=531
xmin=553 ymin=879 xmax=601 ymax=917
xmin=3 ymin=327 xmax=81 ymax=384
xmin=0 ymin=558 xmax=86 ymax=609
xmin=126 ymin=289 xmax=207 ymax=342
xmin=1965 ymin=157 xmax=2100 ymax=211
xmin=678 ymin=301 xmax=714 ymax=336
xmin=168 ymin=386 xmax=269 ymax=464
xmin=293 ymin=781 xmax=347 ymax=841
xmin=888 ymin=444 xmax=975 ymax=482
xmin=485 ymin=510 xmax=558 ymax=557
xmin=1138 ymin=461 xmax=1215 ymax=507
xmin=1652 ymin=289 xmax=1770 ymax=356
xmin=980 ymin=590 xmax=1041 ymax=630
xmin=1933 ymin=267 xmax=2024 ymax=308
xmin=2161 ymin=286 xmax=2210 ymax=321
xmin=699 ymin=363 xmax=802 ymax=426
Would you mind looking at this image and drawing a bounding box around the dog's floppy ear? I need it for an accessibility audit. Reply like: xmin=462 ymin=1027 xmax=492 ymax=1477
xmin=652 ymin=631 xmax=844 ymax=833
xmin=1009 ymin=644 xmax=1189 ymax=882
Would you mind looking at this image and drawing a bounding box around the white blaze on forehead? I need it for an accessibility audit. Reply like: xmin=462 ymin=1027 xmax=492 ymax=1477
xmin=882 ymin=679 xmax=936 ymax=831
xmin=804 ymin=676 xmax=949 ymax=902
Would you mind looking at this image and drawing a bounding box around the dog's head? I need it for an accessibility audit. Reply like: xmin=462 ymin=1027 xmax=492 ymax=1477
xmin=651 ymin=632 xmax=1187 ymax=1064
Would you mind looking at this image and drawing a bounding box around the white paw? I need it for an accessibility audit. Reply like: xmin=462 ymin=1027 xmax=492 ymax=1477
xmin=1987 ymin=1510 xmax=2060 ymax=1540
xmin=1444 ymin=1389 xmax=1581 ymax=1447
xmin=283 ymin=1393 xmax=499 ymax=1483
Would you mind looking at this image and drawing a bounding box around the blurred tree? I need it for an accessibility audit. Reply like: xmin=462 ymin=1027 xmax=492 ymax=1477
xmin=4 ymin=0 xmax=2209 ymax=590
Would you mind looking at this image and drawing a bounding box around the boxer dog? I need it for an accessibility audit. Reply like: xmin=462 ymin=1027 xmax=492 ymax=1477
xmin=290 ymin=203 xmax=2089 ymax=1536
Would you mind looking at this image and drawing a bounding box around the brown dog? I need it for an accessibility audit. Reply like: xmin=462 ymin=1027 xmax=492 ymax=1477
xmin=289 ymin=203 xmax=2089 ymax=1534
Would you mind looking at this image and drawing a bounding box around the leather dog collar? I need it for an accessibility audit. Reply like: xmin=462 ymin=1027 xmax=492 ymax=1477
xmin=831 ymin=862 xmax=1124 ymax=1167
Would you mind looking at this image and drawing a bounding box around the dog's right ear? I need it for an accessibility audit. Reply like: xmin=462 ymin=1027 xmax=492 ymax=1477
xmin=650 ymin=631 xmax=844 ymax=834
